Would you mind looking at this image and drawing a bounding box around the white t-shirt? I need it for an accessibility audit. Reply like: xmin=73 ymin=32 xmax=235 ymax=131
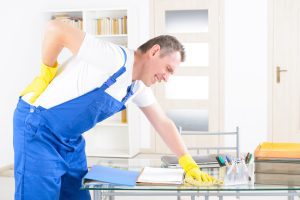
xmin=23 ymin=33 xmax=156 ymax=109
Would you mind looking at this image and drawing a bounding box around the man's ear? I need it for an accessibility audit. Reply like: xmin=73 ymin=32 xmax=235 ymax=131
xmin=150 ymin=44 xmax=161 ymax=57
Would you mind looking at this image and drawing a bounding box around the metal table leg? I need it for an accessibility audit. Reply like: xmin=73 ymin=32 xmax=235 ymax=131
xmin=204 ymin=192 xmax=209 ymax=200
xmin=177 ymin=190 xmax=181 ymax=200
xmin=288 ymin=190 xmax=295 ymax=200
xmin=109 ymin=190 xmax=115 ymax=200
xmin=93 ymin=190 xmax=103 ymax=200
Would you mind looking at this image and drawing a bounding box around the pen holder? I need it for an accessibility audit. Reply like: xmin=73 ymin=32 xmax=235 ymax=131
xmin=219 ymin=162 xmax=254 ymax=185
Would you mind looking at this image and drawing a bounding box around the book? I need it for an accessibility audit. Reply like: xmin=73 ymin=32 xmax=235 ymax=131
xmin=255 ymin=159 xmax=300 ymax=174
xmin=136 ymin=167 xmax=184 ymax=185
xmin=255 ymin=172 xmax=300 ymax=186
xmin=122 ymin=16 xmax=127 ymax=34
xmin=97 ymin=18 xmax=102 ymax=35
xmin=255 ymin=142 xmax=300 ymax=159
xmin=52 ymin=15 xmax=83 ymax=30
xmin=83 ymin=165 xmax=139 ymax=186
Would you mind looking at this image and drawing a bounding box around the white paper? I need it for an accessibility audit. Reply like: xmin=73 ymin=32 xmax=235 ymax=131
xmin=137 ymin=167 xmax=184 ymax=185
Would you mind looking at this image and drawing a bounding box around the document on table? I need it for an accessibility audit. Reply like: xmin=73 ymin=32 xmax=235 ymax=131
xmin=137 ymin=167 xmax=184 ymax=185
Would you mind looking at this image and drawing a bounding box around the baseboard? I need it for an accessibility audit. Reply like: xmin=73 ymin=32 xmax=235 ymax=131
xmin=0 ymin=164 xmax=13 ymax=171
xmin=0 ymin=164 xmax=14 ymax=177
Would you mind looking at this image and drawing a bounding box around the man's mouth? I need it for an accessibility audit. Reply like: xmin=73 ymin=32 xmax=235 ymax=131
xmin=154 ymin=75 xmax=158 ymax=83
xmin=154 ymin=75 xmax=161 ymax=83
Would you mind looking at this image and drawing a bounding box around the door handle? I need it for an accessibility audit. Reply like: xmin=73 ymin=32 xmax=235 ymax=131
xmin=276 ymin=66 xmax=288 ymax=83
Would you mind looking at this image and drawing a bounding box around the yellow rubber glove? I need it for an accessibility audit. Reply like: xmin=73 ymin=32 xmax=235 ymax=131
xmin=179 ymin=154 xmax=223 ymax=186
xmin=20 ymin=62 xmax=58 ymax=103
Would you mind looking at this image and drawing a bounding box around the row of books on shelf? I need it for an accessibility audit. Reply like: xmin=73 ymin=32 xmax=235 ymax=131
xmin=254 ymin=142 xmax=300 ymax=186
xmin=94 ymin=16 xmax=127 ymax=35
xmin=53 ymin=15 xmax=83 ymax=30
xmin=50 ymin=15 xmax=127 ymax=36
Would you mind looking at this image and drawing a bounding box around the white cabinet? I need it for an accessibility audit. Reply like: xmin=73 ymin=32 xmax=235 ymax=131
xmin=44 ymin=8 xmax=140 ymax=158
xmin=84 ymin=104 xmax=141 ymax=158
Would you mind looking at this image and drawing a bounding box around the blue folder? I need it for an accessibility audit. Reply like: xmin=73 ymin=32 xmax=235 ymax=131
xmin=83 ymin=165 xmax=140 ymax=186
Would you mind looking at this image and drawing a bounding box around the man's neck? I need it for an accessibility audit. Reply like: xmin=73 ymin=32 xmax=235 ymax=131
xmin=132 ymin=50 xmax=143 ymax=81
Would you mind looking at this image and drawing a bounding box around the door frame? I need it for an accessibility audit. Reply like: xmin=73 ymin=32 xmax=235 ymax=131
xmin=267 ymin=0 xmax=274 ymax=141
xmin=145 ymin=0 xmax=225 ymax=153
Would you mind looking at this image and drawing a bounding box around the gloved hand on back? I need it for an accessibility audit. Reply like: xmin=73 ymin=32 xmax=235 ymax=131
xmin=179 ymin=154 xmax=223 ymax=186
xmin=20 ymin=62 xmax=58 ymax=104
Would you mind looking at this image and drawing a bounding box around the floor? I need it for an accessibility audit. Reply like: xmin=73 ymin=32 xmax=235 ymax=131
xmin=0 ymin=154 xmax=298 ymax=200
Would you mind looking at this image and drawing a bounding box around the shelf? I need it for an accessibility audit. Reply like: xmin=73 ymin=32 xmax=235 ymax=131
xmin=86 ymin=148 xmax=138 ymax=158
xmin=94 ymin=34 xmax=127 ymax=45
xmin=96 ymin=121 xmax=128 ymax=127
xmin=95 ymin=34 xmax=127 ymax=38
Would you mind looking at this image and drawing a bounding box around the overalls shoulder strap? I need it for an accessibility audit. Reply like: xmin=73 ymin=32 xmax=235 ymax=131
xmin=100 ymin=47 xmax=127 ymax=91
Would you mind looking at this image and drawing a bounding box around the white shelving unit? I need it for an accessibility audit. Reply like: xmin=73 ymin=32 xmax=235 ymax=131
xmin=44 ymin=8 xmax=141 ymax=158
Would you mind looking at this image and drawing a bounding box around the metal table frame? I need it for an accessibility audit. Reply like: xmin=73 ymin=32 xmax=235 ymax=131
xmin=179 ymin=126 xmax=240 ymax=158
xmin=90 ymin=188 xmax=300 ymax=200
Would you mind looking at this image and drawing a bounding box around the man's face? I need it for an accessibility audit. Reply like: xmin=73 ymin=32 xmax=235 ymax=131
xmin=141 ymin=45 xmax=181 ymax=87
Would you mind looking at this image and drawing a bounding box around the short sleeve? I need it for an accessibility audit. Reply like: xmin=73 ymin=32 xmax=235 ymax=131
xmin=76 ymin=33 xmax=124 ymax=73
xmin=132 ymin=86 xmax=157 ymax=107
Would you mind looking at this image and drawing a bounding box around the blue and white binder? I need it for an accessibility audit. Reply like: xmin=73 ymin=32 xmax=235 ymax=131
xmin=83 ymin=165 xmax=140 ymax=186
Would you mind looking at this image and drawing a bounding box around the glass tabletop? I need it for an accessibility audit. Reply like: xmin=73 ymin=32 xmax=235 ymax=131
xmin=83 ymin=157 xmax=300 ymax=191
xmin=83 ymin=183 xmax=300 ymax=191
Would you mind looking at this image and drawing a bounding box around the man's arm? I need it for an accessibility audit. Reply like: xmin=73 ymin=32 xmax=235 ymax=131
xmin=42 ymin=19 xmax=85 ymax=66
xmin=140 ymin=102 xmax=221 ymax=185
xmin=140 ymin=102 xmax=188 ymax=157
xmin=20 ymin=20 xmax=85 ymax=103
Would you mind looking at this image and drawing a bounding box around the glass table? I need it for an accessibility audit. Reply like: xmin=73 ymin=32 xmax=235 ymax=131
xmin=82 ymin=157 xmax=300 ymax=200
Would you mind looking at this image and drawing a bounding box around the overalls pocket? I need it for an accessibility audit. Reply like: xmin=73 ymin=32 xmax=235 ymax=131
xmin=69 ymin=100 xmax=106 ymax=134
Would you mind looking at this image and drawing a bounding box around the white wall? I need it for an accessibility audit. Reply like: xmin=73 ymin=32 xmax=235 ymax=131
xmin=224 ymin=0 xmax=268 ymax=153
xmin=1 ymin=0 xmax=269 ymax=167
xmin=0 ymin=0 xmax=150 ymax=167
xmin=0 ymin=1 xmax=45 ymax=167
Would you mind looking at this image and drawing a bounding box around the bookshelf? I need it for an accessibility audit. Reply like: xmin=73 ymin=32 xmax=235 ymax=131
xmin=84 ymin=9 xmax=128 ymax=47
xmin=44 ymin=8 xmax=140 ymax=158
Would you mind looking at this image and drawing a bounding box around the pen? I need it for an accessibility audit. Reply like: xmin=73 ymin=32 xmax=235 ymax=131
xmin=216 ymin=156 xmax=222 ymax=166
xmin=247 ymin=153 xmax=252 ymax=164
xmin=218 ymin=155 xmax=226 ymax=166
xmin=216 ymin=156 xmax=226 ymax=167
xmin=226 ymin=161 xmax=236 ymax=175
xmin=245 ymin=153 xmax=250 ymax=163
xmin=241 ymin=159 xmax=252 ymax=181
xmin=225 ymin=155 xmax=232 ymax=165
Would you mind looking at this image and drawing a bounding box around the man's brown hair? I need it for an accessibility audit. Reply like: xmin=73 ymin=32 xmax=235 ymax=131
xmin=138 ymin=35 xmax=185 ymax=62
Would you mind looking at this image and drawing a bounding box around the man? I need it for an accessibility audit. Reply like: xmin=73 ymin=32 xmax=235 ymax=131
xmin=13 ymin=20 xmax=218 ymax=200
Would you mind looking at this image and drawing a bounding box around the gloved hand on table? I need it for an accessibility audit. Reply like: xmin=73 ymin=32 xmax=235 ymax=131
xmin=179 ymin=154 xmax=223 ymax=186
xmin=20 ymin=62 xmax=58 ymax=104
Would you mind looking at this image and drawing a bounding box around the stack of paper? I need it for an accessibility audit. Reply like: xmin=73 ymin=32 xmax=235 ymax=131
xmin=254 ymin=142 xmax=300 ymax=185
xmin=137 ymin=167 xmax=184 ymax=185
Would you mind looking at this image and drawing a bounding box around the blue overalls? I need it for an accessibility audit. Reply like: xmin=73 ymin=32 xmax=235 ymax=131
xmin=13 ymin=48 xmax=133 ymax=200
